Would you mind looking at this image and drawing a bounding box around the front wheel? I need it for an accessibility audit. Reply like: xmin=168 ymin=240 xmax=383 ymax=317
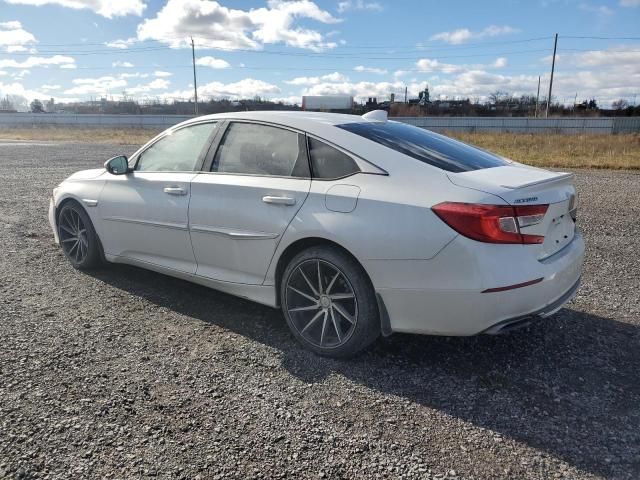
xmin=280 ymin=246 xmax=380 ymax=358
xmin=57 ymin=202 xmax=103 ymax=270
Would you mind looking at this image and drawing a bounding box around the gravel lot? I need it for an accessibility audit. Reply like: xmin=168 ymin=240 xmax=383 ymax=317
xmin=1 ymin=141 xmax=639 ymax=480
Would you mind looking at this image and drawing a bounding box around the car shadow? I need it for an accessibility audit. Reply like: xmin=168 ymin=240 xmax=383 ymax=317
xmin=88 ymin=263 xmax=640 ymax=479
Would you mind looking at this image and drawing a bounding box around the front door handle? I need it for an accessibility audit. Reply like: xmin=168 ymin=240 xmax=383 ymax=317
xmin=262 ymin=195 xmax=296 ymax=206
xmin=163 ymin=186 xmax=187 ymax=195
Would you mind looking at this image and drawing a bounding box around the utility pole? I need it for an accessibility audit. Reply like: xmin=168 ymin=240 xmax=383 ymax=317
xmin=191 ymin=37 xmax=198 ymax=115
xmin=535 ymin=75 xmax=541 ymax=118
xmin=404 ymin=86 xmax=408 ymax=104
xmin=546 ymin=33 xmax=558 ymax=118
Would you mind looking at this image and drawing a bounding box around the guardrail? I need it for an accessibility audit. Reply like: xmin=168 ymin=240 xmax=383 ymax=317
xmin=0 ymin=113 xmax=638 ymax=134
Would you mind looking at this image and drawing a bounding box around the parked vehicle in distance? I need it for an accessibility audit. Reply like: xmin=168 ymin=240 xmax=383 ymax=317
xmin=49 ymin=110 xmax=584 ymax=357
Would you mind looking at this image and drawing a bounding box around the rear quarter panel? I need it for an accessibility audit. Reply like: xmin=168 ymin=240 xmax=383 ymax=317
xmin=264 ymin=163 xmax=506 ymax=287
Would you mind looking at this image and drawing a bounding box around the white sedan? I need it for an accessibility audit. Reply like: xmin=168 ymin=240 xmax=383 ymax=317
xmin=49 ymin=110 xmax=584 ymax=357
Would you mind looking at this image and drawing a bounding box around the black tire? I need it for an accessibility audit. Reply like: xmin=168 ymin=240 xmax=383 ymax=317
xmin=57 ymin=201 xmax=103 ymax=270
xmin=280 ymin=245 xmax=380 ymax=358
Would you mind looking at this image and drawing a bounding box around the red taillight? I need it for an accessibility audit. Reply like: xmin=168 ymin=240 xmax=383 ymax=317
xmin=432 ymin=202 xmax=548 ymax=244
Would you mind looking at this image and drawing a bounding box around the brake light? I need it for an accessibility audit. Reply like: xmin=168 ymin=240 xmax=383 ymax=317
xmin=432 ymin=202 xmax=548 ymax=244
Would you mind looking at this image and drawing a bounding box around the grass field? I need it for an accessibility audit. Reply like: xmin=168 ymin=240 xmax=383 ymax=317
xmin=448 ymin=132 xmax=640 ymax=170
xmin=1 ymin=127 xmax=639 ymax=170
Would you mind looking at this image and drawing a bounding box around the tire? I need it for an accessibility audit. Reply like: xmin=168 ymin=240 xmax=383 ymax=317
xmin=280 ymin=245 xmax=380 ymax=358
xmin=57 ymin=201 xmax=103 ymax=270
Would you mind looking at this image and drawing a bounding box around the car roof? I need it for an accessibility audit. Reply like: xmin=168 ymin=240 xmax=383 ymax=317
xmin=180 ymin=110 xmax=367 ymax=133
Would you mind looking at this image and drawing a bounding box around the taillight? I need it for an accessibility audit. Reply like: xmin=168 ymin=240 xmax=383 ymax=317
xmin=432 ymin=202 xmax=548 ymax=244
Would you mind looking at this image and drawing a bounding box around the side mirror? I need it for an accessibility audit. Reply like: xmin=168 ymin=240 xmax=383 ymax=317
xmin=104 ymin=155 xmax=130 ymax=175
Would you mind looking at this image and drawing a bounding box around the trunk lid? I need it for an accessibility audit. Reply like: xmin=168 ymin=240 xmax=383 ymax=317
xmin=448 ymin=164 xmax=577 ymax=259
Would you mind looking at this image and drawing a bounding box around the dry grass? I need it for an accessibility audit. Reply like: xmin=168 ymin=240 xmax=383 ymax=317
xmin=0 ymin=127 xmax=162 ymax=145
xmin=1 ymin=127 xmax=639 ymax=170
xmin=448 ymin=132 xmax=640 ymax=170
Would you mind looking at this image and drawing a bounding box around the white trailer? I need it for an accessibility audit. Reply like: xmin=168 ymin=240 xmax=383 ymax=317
xmin=301 ymin=95 xmax=353 ymax=111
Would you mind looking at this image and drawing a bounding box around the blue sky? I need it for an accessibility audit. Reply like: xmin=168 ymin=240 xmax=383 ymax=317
xmin=1 ymin=0 xmax=639 ymax=108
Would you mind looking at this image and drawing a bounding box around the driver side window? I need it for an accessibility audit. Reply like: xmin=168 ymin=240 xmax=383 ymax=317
xmin=136 ymin=122 xmax=217 ymax=172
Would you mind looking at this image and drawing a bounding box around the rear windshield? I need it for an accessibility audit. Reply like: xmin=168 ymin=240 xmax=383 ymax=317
xmin=337 ymin=121 xmax=510 ymax=172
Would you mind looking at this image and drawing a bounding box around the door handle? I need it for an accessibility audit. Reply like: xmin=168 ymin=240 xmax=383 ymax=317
xmin=163 ymin=186 xmax=187 ymax=195
xmin=262 ymin=195 xmax=296 ymax=206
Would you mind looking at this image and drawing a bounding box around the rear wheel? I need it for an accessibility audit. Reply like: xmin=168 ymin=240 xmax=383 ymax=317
xmin=280 ymin=246 xmax=379 ymax=358
xmin=57 ymin=202 xmax=102 ymax=270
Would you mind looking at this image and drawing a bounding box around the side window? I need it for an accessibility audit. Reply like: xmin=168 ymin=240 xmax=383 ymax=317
xmin=136 ymin=122 xmax=217 ymax=172
xmin=308 ymin=137 xmax=360 ymax=179
xmin=213 ymin=123 xmax=309 ymax=177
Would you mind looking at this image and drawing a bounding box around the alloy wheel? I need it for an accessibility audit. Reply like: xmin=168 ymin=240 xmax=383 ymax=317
xmin=285 ymin=259 xmax=358 ymax=349
xmin=59 ymin=208 xmax=89 ymax=264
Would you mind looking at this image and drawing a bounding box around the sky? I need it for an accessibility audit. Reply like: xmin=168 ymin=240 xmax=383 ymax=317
xmin=0 ymin=0 xmax=639 ymax=109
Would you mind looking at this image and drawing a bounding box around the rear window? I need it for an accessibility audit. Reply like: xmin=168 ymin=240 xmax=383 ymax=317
xmin=337 ymin=121 xmax=510 ymax=172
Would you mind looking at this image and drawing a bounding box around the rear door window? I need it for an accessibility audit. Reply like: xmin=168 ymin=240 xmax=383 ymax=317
xmin=337 ymin=121 xmax=510 ymax=172
xmin=212 ymin=122 xmax=310 ymax=177
xmin=308 ymin=138 xmax=360 ymax=179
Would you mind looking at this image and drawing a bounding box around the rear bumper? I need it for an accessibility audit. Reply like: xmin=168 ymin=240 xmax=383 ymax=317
xmin=367 ymin=232 xmax=585 ymax=336
xmin=481 ymin=276 xmax=580 ymax=334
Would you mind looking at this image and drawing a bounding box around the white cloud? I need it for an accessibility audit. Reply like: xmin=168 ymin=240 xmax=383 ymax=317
xmin=393 ymin=69 xmax=410 ymax=78
xmin=154 ymin=70 xmax=172 ymax=77
xmin=137 ymin=0 xmax=340 ymax=52
xmin=285 ymin=71 xmax=349 ymax=85
xmin=430 ymin=25 xmax=519 ymax=44
xmin=0 ymin=21 xmax=23 ymax=30
xmin=4 ymin=0 xmax=146 ymax=18
xmin=118 ymin=72 xmax=149 ymax=79
xmin=423 ymin=47 xmax=640 ymax=106
xmin=415 ymin=58 xmax=464 ymax=74
xmin=336 ymin=0 xmax=383 ymax=13
xmin=0 ymin=20 xmax=37 ymax=52
xmin=415 ymin=57 xmax=512 ymax=75
xmin=354 ymin=65 xmax=388 ymax=74
xmin=41 ymin=84 xmax=61 ymax=90
xmin=493 ymin=57 xmax=508 ymax=68
xmin=0 ymin=55 xmax=75 ymax=69
xmin=105 ymin=37 xmax=137 ymax=49
xmin=0 ymin=71 xmax=6 ymax=76
xmin=579 ymin=3 xmax=614 ymax=16
xmin=64 ymin=75 xmax=128 ymax=95
xmin=200 ymin=78 xmax=280 ymax=97
xmin=126 ymin=78 xmax=171 ymax=95
xmin=302 ymin=80 xmax=410 ymax=101
xmin=161 ymin=78 xmax=280 ymax=100
xmin=195 ymin=56 xmax=231 ymax=69
xmin=112 ymin=61 xmax=134 ymax=68
xmin=0 ymin=80 xmax=79 ymax=103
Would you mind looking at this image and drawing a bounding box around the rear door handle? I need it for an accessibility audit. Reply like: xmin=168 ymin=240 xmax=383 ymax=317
xmin=262 ymin=195 xmax=296 ymax=206
xmin=163 ymin=186 xmax=187 ymax=195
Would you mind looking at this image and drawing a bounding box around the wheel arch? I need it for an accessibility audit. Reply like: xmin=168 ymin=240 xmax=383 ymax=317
xmin=273 ymin=236 xmax=392 ymax=336
xmin=55 ymin=196 xmax=81 ymax=225
xmin=55 ymin=196 xmax=106 ymax=262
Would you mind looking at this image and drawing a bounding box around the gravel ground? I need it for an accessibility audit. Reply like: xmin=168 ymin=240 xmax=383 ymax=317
xmin=0 ymin=141 xmax=639 ymax=480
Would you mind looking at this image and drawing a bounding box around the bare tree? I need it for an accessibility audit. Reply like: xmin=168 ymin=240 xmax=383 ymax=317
xmin=612 ymin=99 xmax=629 ymax=110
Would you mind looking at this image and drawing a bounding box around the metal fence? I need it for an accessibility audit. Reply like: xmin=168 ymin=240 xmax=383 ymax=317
xmin=0 ymin=113 xmax=193 ymax=128
xmin=394 ymin=116 xmax=640 ymax=134
xmin=0 ymin=113 xmax=638 ymax=134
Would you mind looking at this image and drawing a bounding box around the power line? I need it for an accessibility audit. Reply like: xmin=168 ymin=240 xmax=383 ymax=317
xmin=561 ymin=35 xmax=640 ymax=40
xmin=26 ymin=35 xmax=555 ymax=49
xmin=2 ymin=47 xmax=553 ymax=60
